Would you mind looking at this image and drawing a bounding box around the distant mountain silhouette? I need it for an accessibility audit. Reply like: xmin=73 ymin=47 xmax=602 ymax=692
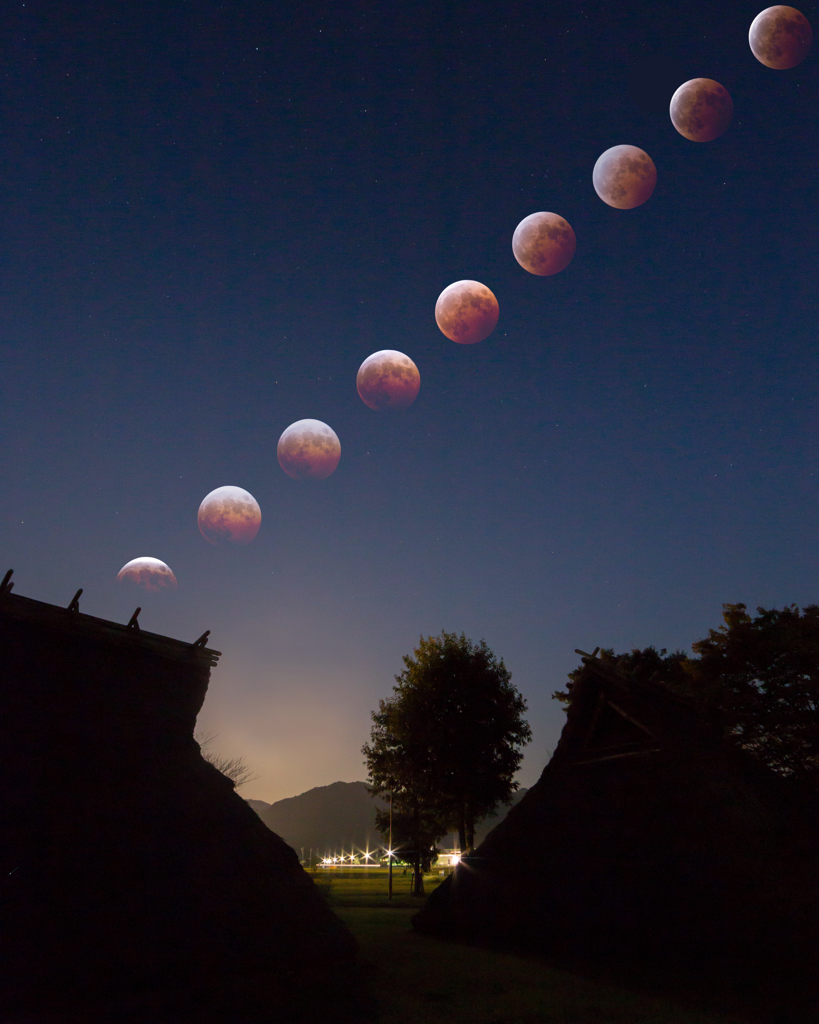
xmin=248 ymin=781 xmax=528 ymax=856
xmin=249 ymin=782 xmax=386 ymax=856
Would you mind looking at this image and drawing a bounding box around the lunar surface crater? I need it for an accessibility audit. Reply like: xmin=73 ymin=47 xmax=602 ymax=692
xmin=670 ymin=79 xmax=734 ymax=141
xmin=592 ymin=145 xmax=657 ymax=209
xmin=198 ymin=486 xmax=262 ymax=545
xmin=357 ymin=350 xmax=421 ymax=410
xmin=278 ymin=419 xmax=341 ymax=480
xmin=435 ymin=280 xmax=500 ymax=344
xmin=749 ymin=5 xmax=812 ymax=68
xmin=512 ymin=212 xmax=577 ymax=276
xmin=117 ymin=557 xmax=178 ymax=592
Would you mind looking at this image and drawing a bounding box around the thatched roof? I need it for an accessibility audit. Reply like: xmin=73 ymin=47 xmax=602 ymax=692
xmin=414 ymin=648 xmax=819 ymax=1016
xmin=0 ymin=572 xmax=374 ymax=1023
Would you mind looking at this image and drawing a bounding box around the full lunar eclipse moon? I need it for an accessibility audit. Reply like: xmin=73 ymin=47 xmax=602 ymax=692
xmin=512 ymin=212 xmax=576 ymax=276
xmin=277 ymin=419 xmax=341 ymax=480
xmin=198 ymin=485 xmax=262 ymax=545
xmin=592 ymin=145 xmax=657 ymax=209
xmin=116 ymin=557 xmax=177 ymax=591
xmin=749 ymin=5 xmax=813 ymax=68
xmin=670 ymin=79 xmax=734 ymax=142
xmin=357 ymin=350 xmax=421 ymax=410
xmin=434 ymin=280 xmax=500 ymax=345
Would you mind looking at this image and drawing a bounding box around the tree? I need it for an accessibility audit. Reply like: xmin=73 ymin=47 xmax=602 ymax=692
xmin=363 ymin=696 xmax=452 ymax=895
xmin=683 ymin=603 xmax=819 ymax=785
xmin=363 ymin=631 xmax=532 ymax=894
xmin=553 ymin=603 xmax=819 ymax=789
xmin=195 ymin=731 xmax=259 ymax=789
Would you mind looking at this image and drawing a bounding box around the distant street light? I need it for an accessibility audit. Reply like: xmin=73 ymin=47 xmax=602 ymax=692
xmin=388 ymin=789 xmax=394 ymax=900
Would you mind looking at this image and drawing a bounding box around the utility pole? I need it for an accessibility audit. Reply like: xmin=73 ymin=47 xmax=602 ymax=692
xmin=388 ymin=789 xmax=393 ymax=900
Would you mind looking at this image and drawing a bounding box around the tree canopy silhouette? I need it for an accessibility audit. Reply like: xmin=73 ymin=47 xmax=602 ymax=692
xmin=363 ymin=631 xmax=531 ymax=893
xmin=554 ymin=603 xmax=819 ymax=789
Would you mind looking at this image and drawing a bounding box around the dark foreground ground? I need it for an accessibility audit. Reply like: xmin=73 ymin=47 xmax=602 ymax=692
xmin=5 ymin=867 xmax=802 ymax=1024
xmin=320 ymin=868 xmax=766 ymax=1024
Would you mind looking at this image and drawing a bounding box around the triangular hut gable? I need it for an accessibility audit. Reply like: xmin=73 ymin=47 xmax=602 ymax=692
xmin=576 ymin=691 xmax=660 ymax=764
xmin=0 ymin=571 xmax=371 ymax=1023
xmin=554 ymin=648 xmax=686 ymax=766
xmin=413 ymin=643 xmax=819 ymax=1019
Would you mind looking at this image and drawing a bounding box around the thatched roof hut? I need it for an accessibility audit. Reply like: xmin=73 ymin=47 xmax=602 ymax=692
xmin=413 ymin=648 xmax=819 ymax=1016
xmin=0 ymin=572 xmax=373 ymax=1023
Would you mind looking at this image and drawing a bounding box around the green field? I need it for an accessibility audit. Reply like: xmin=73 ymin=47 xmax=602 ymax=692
xmin=315 ymin=869 xmax=752 ymax=1024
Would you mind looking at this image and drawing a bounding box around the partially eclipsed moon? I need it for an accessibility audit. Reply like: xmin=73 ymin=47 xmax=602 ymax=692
xmin=435 ymin=280 xmax=499 ymax=345
xmin=592 ymin=145 xmax=657 ymax=209
xmin=512 ymin=212 xmax=576 ymax=276
xmin=117 ymin=557 xmax=177 ymax=592
xmin=357 ymin=350 xmax=421 ymax=410
xmin=277 ymin=419 xmax=341 ymax=480
xmin=749 ymin=6 xmax=812 ymax=68
xmin=670 ymin=79 xmax=733 ymax=142
xmin=198 ymin=485 xmax=262 ymax=545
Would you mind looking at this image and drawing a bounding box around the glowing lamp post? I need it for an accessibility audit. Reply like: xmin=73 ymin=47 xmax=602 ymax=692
xmin=388 ymin=789 xmax=393 ymax=900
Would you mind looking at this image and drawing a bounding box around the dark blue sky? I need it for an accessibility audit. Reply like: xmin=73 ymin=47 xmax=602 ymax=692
xmin=2 ymin=0 xmax=817 ymax=801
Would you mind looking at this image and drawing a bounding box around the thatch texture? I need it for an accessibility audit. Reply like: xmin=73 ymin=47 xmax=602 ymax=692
xmin=0 ymin=582 xmax=373 ymax=1023
xmin=413 ymin=651 xmax=819 ymax=1016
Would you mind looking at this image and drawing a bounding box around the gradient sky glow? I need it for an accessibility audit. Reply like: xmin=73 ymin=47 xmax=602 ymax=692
xmin=2 ymin=0 xmax=817 ymax=803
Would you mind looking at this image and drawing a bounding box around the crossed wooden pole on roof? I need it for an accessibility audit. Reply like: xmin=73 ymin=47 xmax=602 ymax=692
xmin=0 ymin=568 xmax=212 ymax=648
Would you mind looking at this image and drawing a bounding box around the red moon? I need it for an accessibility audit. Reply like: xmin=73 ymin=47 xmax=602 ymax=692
xmin=670 ymin=79 xmax=733 ymax=142
xmin=512 ymin=212 xmax=576 ymax=276
xmin=435 ymin=280 xmax=499 ymax=345
xmin=116 ymin=557 xmax=177 ymax=592
xmin=749 ymin=6 xmax=812 ymax=68
xmin=357 ymin=350 xmax=420 ymax=411
xmin=198 ymin=485 xmax=261 ymax=545
xmin=592 ymin=145 xmax=657 ymax=209
xmin=278 ymin=419 xmax=341 ymax=480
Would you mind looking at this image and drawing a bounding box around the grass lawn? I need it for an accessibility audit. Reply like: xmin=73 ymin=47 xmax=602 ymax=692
xmin=314 ymin=869 xmax=751 ymax=1024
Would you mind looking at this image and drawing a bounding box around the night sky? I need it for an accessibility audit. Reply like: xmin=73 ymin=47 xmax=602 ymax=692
xmin=2 ymin=0 xmax=816 ymax=804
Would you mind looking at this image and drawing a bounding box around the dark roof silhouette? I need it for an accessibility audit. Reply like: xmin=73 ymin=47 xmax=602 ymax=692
xmin=414 ymin=648 xmax=819 ymax=1018
xmin=0 ymin=566 xmax=220 ymax=658
xmin=0 ymin=571 xmax=374 ymax=1023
